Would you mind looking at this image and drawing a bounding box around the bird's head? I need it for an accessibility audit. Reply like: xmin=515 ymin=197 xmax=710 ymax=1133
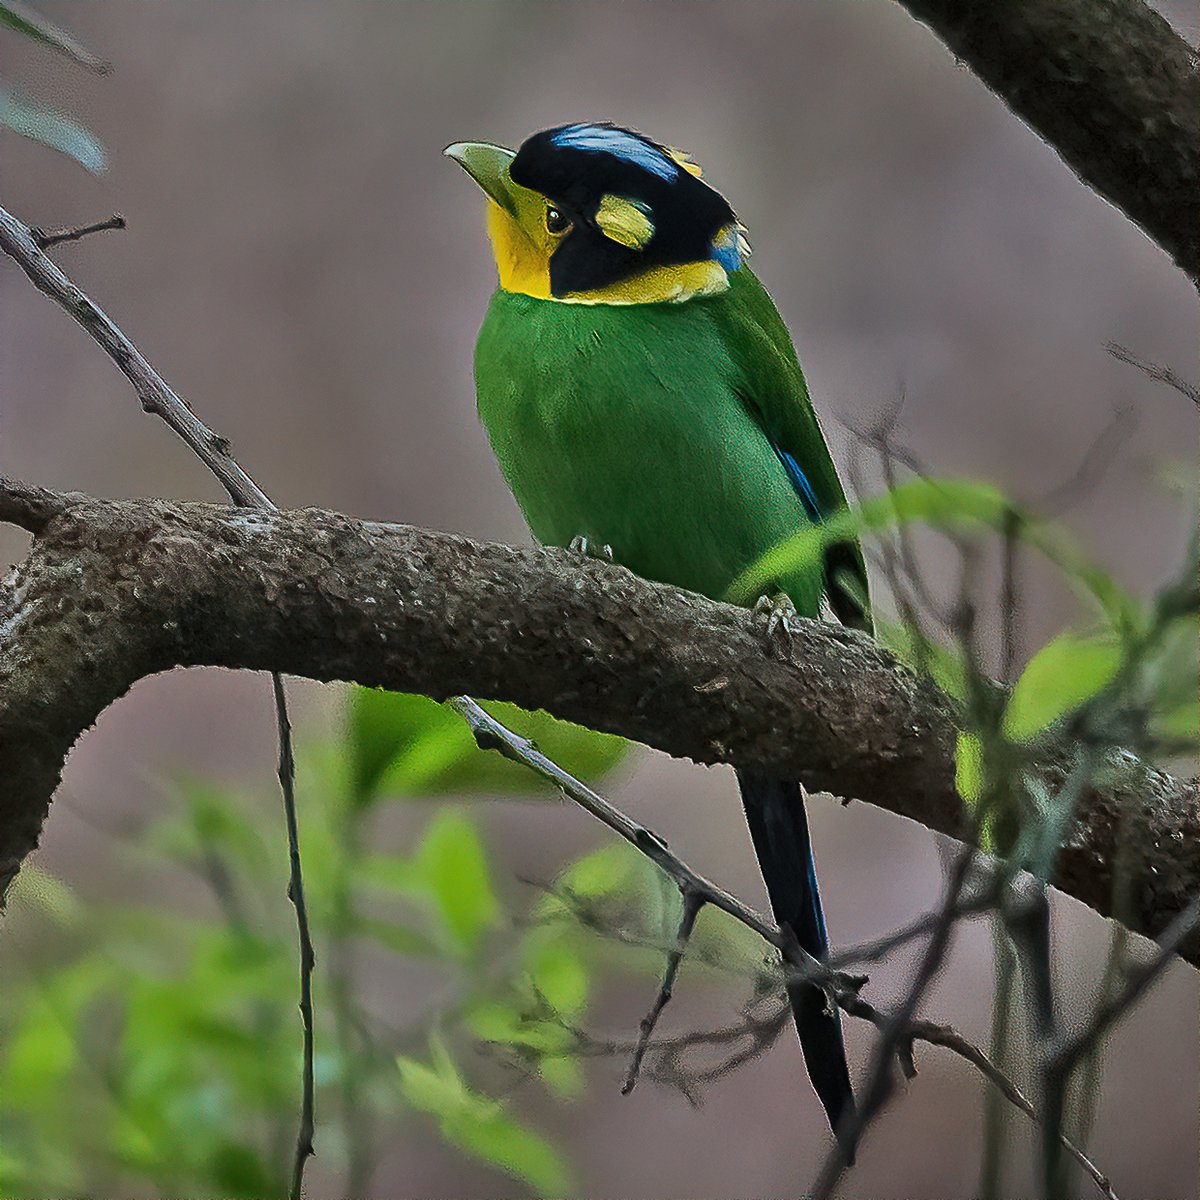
xmin=445 ymin=122 xmax=749 ymax=304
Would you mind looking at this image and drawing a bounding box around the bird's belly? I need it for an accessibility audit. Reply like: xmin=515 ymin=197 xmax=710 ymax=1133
xmin=476 ymin=294 xmax=815 ymax=607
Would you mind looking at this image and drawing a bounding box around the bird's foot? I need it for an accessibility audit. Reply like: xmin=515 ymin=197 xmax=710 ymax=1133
xmin=569 ymin=534 xmax=615 ymax=563
xmin=753 ymin=592 xmax=798 ymax=658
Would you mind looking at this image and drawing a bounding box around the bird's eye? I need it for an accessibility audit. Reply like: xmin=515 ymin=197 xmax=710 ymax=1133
xmin=545 ymin=206 xmax=571 ymax=235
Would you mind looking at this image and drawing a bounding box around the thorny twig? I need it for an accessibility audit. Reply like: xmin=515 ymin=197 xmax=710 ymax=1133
xmin=0 ymin=201 xmax=315 ymax=1199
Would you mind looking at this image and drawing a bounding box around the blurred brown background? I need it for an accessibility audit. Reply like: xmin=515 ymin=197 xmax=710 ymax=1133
xmin=1 ymin=3 xmax=1197 ymax=1197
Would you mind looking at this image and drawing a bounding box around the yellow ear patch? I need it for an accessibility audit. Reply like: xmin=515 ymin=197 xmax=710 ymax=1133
xmin=667 ymin=147 xmax=704 ymax=178
xmin=594 ymin=194 xmax=655 ymax=250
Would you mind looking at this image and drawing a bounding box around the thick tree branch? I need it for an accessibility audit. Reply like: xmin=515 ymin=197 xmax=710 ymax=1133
xmin=896 ymin=0 xmax=1200 ymax=285
xmin=1 ymin=482 xmax=1195 ymax=961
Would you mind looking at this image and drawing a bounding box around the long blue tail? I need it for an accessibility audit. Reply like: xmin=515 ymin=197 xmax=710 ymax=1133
xmin=738 ymin=771 xmax=856 ymax=1159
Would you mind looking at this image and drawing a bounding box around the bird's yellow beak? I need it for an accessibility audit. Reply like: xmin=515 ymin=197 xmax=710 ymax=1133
xmin=444 ymin=141 xmax=519 ymax=217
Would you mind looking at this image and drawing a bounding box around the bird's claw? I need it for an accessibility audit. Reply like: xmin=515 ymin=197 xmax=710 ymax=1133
xmin=754 ymin=592 xmax=798 ymax=657
xmin=569 ymin=534 xmax=615 ymax=563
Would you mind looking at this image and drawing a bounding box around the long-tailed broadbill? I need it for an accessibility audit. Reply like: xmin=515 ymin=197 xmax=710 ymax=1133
xmin=447 ymin=122 xmax=868 ymax=1156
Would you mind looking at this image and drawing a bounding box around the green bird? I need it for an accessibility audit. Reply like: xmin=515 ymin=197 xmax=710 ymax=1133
xmin=448 ymin=122 xmax=868 ymax=1155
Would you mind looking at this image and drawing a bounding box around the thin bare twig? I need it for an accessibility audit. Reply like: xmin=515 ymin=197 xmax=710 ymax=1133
xmin=30 ymin=213 xmax=125 ymax=250
xmin=0 ymin=200 xmax=314 ymax=1198
xmin=448 ymin=697 xmax=823 ymax=971
xmin=1105 ymin=342 xmax=1200 ymax=407
xmin=0 ymin=204 xmax=271 ymax=508
xmin=1039 ymin=405 xmax=1138 ymax=515
xmin=274 ymin=675 xmax=316 ymax=1197
xmin=622 ymin=890 xmax=703 ymax=1095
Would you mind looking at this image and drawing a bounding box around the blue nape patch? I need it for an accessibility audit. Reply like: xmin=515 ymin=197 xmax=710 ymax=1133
xmin=711 ymin=239 xmax=741 ymax=274
xmin=772 ymin=445 xmax=822 ymax=521
xmin=551 ymin=124 xmax=678 ymax=182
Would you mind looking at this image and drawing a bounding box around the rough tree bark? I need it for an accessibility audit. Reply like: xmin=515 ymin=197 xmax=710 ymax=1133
xmin=896 ymin=0 xmax=1200 ymax=285
xmin=1 ymin=481 xmax=1196 ymax=962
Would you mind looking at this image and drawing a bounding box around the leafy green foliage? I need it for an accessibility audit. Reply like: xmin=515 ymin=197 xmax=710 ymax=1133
xmin=878 ymin=620 xmax=969 ymax=702
xmin=0 ymin=688 xmax=632 ymax=1198
xmin=0 ymin=3 xmax=107 ymax=169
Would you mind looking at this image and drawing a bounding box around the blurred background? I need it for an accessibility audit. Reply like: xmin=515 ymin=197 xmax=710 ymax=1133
xmin=1 ymin=3 xmax=1197 ymax=1197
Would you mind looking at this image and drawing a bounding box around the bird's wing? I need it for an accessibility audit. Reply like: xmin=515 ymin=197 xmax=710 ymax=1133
xmin=712 ymin=267 xmax=870 ymax=630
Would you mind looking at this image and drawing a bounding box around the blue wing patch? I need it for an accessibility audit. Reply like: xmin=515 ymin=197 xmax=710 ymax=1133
xmin=550 ymin=124 xmax=678 ymax=182
xmin=772 ymin=444 xmax=823 ymax=522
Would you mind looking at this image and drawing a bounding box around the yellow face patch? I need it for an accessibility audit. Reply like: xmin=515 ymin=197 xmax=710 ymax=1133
xmin=484 ymin=181 xmax=568 ymax=300
xmin=594 ymin=194 xmax=655 ymax=250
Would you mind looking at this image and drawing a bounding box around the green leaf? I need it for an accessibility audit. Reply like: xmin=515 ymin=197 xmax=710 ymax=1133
xmin=1144 ymin=613 xmax=1200 ymax=749
xmin=528 ymin=940 xmax=589 ymax=1015
xmin=0 ymin=88 xmax=105 ymax=171
xmin=398 ymin=1042 xmax=572 ymax=1195
xmin=724 ymin=476 xmax=1139 ymax=632
xmin=417 ymin=812 xmax=499 ymax=955
xmin=346 ymin=688 xmax=628 ymax=805
xmin=0 ymin=959 xmax=108 ymax=1106
xmin=539 ymin=842 xmax=682 ymax=945
xmin=1003 ymin=633 xmax=1123 ymax=741
xmin=476 ymin=700 xmax=628 ymax=788
xmin=346 ymin=689 xmax=458 ymax=805
xmin=397 ymin=1054 xmax=467 ymax=1117
xmin=1156 ymin=697 xmax=1198 ymax=745
xmin=551 ymin=843 xmax=638 ymax=901
xmin=0 ymin=1 xmax=108 ymax=71
xmin=954 ymin=731 xmax=996 ymax=852
xmin=208 ymin=1141 xmax=283 ymax=1200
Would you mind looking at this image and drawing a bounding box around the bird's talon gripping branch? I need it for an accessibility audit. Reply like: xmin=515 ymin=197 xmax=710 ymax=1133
xmin=568 ymin=533 xmax=615 ymax=563
xmin=753 ymin=591 xmax=799 ymax=655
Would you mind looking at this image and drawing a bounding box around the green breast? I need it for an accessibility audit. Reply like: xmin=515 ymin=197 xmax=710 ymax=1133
xmin=474 ymin=274 xmax=824 ymax=615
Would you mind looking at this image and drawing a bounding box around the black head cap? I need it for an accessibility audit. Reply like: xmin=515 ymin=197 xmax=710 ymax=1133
xmin=510 ymin=122 xmax=739 ymax=296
